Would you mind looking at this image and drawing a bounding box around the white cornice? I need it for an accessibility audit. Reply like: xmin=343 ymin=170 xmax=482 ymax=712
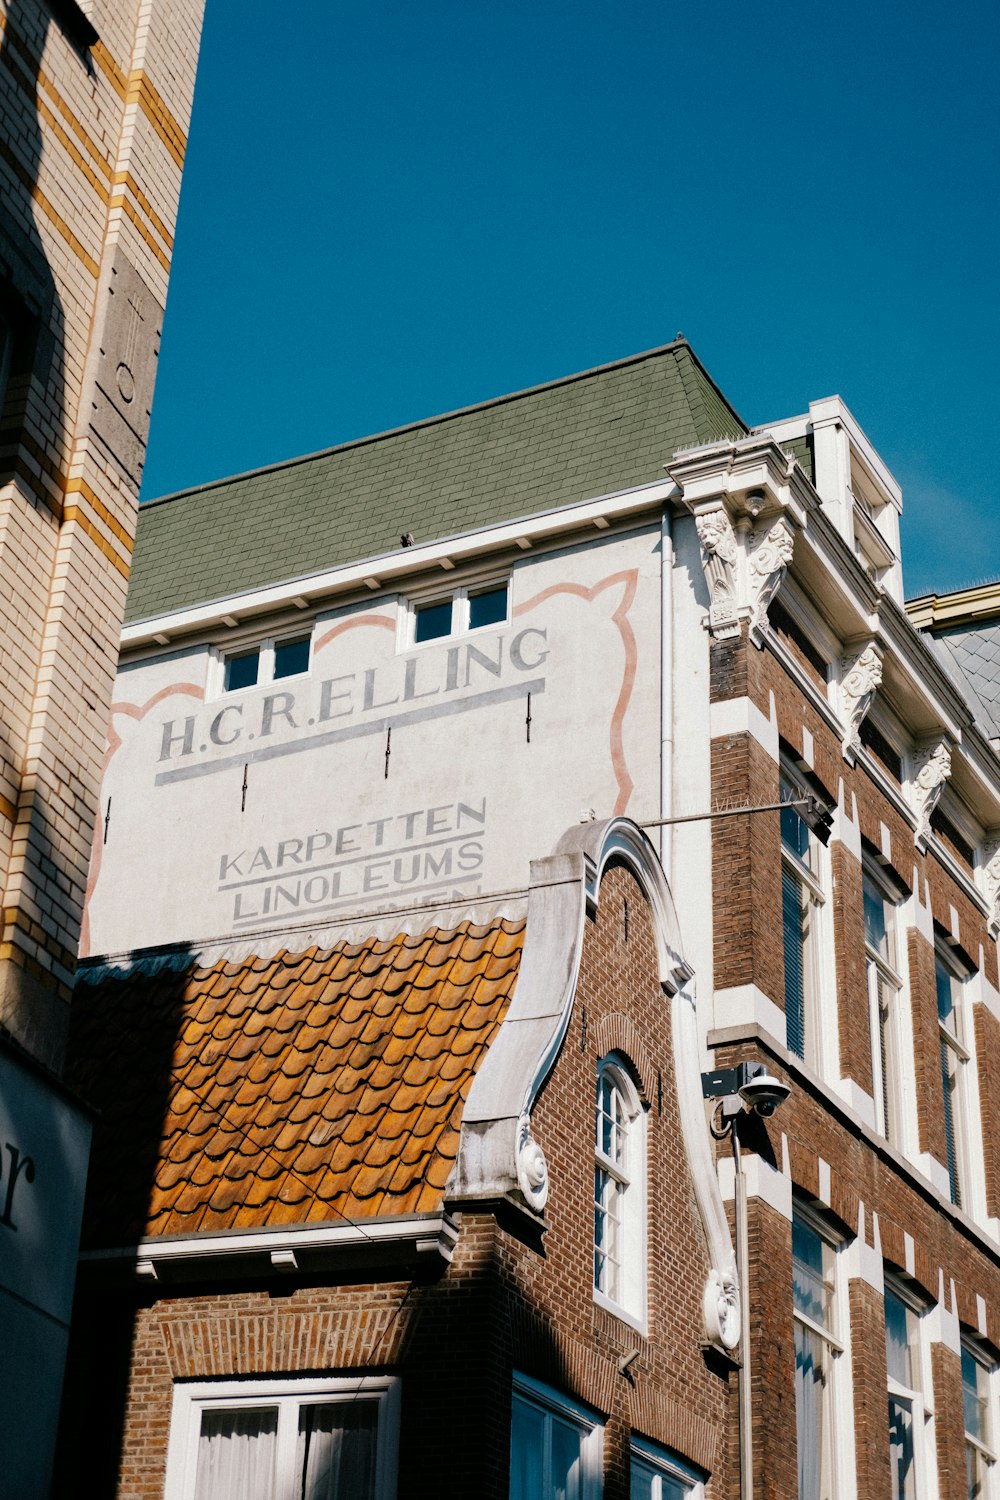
xmin=79 ymin=1212 xmax=460 ymax=1280
xmin=120 ymin=478 xmax=678 ymax=652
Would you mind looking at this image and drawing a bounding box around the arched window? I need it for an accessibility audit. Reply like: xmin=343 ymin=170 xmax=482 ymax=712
xmin=593 ymin=1054 xmax=645 ymax=1323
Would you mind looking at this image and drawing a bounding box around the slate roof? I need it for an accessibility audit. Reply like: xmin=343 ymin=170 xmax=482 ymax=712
xmin=127 ymin=340 xmax=746 ymax=622
xmin=69 ymin=919 xmax=524 ymax=1248
xmin=925 ymin=624 xmax=1000 ymax=740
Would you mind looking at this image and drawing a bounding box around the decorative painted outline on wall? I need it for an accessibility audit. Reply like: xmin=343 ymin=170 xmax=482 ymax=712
xmin=81 ymin=681 xmax=205 ymax=954
xmin=82 ymin=571 xmax=638 ymax=951
xmin=514 ymin=569 xmax=638 ymax=814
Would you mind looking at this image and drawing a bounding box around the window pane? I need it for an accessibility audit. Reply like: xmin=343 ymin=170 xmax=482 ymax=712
xmin=863 ymin=876 xmax=889 ymax=958
xmin=963 ymin=1348 xmax=989 ymax=1444
xmin=414 ymin=599 xmax=453 ymax=642
xmin=550 ymin=1412 xmax=583 ymax=1500
xmin=469 ymin=585 xmax=508 ymax=630
xmin=194 ymin=1407 xmax=277 ymax=1500
xmin=781 ymin=796 xmax=810 ymax=862
xmin=294 ymin=1401 xmax=376 ymax=1500
xmin=888 ymin=1396 xmax=916 ymax=1500
xmin=885 ymin=1291 xmax=912 ymax=1389
xmin=796 ymin=1324 xmax=828 ymax=1500
xmin=630 ymin=1457 xmax=657 ymax=1500
xmin=224 ymin=649 xmax=259 ymax=692
xmin=783 ymin=866 xmax=806 ymax=1059
xmin=936 ymin=958 xmax=956 ymax=1030
xmin=792 ymin=1218 xmax=828 ymax=1327
xmin=510 ymin=1395 xmax=545 ymax=1500
xmin=274 ymin=636 xmax=310 ymax=679
xmin=941 ymin=1038 xmax=962 ymax=1206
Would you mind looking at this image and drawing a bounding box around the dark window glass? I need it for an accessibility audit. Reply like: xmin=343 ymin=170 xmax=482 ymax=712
xmin=414 ymin=599 xmax=453 ymax=642
xmin=225 ymin=649 xmax=259 ymax=692
xmin=469 ymin=585 xmax=508 ymax=631
xmin=274 ymin=635 xmax=310 ymax=679
xmin=859 ymin=717 xmax=903 ymax=781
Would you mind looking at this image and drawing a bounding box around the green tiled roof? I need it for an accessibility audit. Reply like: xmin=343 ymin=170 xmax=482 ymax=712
xmin=126 ymin=340 xmax=746 ymax=622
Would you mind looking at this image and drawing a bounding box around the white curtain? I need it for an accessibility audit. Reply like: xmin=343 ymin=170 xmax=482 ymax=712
xmin=194 ymin=1407 xmax=278 ymax=1500
xmin=295 ymin=1401 xmax=376 ymax=1500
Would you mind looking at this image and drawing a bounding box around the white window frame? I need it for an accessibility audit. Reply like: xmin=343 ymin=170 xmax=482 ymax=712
xmin=885 ymin=1275 xmax=935 ymax=1500
xmin=630 ymin=1436 xmax=704 ymax=1498
xmin=780 ymin=763 xmax=831 ymax=1072
xmin=163 ymin=1374 xmax=400 ymax=1500
xmin=863 ymin=860 xmax=909 ymax=1145
xmin=792 ymin=1201 xmax=854 ymax=1500
xmin=962 ymin=1338 xmax=998 ymax=1500
xmin=510 ymin=1372 xmax=603 ymax=1500
xmin=399 ymin=576 xmax=510 ymax=651
xmin=935 ymin=944 xmax=973 ymax=1211
xmin=593 ymin=1052 xmax=647 ymax=1331
xmin=211 ymin=627 xmax=313 ymax=699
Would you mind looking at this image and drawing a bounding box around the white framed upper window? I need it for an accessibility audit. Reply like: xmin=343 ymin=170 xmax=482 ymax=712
xmin=215 ymin=631 xmax=312 ymax=696
xmin=963 ymin=1340 xmax=997 ymax=1500
xmin=630 ymin=1438 xmax=704 ymax=1499
xmin=885 ymin=1278 xmax=934 ymax=1500
xmin=936 ymin=946 xmax=972 ymax=1209
xmin=163 ymin=1374 xmax=399 ymax=1500
xmin=863 ymin=863 xmax=907 ymax=1144
xmin=780 ymin=766 xmax=829 ymax=1068
xmin=403 ymin=579 xmax=509 ymax=648
xmin=509 ymin=1373 xmax=602 ymax=1500
xmin=593 ymin=1052 xmax=646 ymax=1326
xmin=793 ymin=1205 xmax=848 ymax=1500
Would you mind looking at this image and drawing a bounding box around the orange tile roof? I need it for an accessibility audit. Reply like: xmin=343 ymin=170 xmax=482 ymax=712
xmin=69 ymin=919 xmax=524 ymax=1247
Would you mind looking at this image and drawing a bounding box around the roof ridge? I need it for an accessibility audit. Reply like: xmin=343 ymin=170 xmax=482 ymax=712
xmin=140 ymin=338 xmax=712 ymax=510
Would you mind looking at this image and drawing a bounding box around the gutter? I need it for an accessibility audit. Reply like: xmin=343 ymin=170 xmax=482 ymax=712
xmin=79 ymin=1212 xmax=460 ymax=1282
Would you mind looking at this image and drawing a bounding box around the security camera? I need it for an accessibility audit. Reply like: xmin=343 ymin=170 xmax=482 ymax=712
xmin=738 ymin=1070 xmax=791 ymax=1117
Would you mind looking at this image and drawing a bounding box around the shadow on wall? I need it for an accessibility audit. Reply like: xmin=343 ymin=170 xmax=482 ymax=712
xmin=53 ymin=946 xmax=197 ymax=1497
xmin=0 ymin=0 xmax=84 ymax=495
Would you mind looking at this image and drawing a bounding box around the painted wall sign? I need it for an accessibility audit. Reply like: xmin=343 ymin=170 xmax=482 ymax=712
xmin=83 ymin=534 xmax=662 ymax=954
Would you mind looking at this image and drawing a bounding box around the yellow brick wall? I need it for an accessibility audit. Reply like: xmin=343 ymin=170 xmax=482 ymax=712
xmin=0 ymin=0 xmax=204 ymax=1066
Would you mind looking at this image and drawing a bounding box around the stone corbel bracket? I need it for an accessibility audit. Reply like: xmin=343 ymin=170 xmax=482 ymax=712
xmin=694 ymin=506 xmax=740 ymax=640
xmin=668 ymin=435 xmax=800 ymax=648
xmin=908 ymin=736 xmax=954 ymax=850
xmin=980 ymin=833 xmax=1000 ymax=938
xmin=747 ymin=516 xmax=795 ymax=647
xmin=839 ymin=639 xmax=885 ymax=764
xmin=449 ymin=817 xmax=740 ymax=1355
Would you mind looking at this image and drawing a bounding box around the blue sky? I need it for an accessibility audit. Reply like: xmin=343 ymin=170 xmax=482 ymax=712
xmin=143 ymin=0 xmax=1000 ymax=598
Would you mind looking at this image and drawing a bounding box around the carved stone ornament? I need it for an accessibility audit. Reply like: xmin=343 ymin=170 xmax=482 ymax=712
xmin=981 ymin=836 xmax=1000 ymax=935
xmin=516 ymin=1112 xmax=549 ymax=1211
xmin=841 ymin=643 xmax=883 ymax=761
xmin=748 ymin=518 xmax=794 ymax=645
xmin=703 ymin=1262 xmax=741 ymax=1351
xmin=910 ymin=740 xmax=952 ymax=845
xmin=695 ymin=508 xmax=740 ymax=639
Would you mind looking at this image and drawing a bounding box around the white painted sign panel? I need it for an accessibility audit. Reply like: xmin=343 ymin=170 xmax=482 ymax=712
xmin=84 ymin=532 xmax=662 ymax=954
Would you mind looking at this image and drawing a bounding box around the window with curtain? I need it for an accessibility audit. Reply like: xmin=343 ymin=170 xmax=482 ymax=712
xmin=164 ymin=1376 xmax=398 ymax=1500
xmin=935 ymin=951 xmax=970 ymax=1207
xmin=863 ymin=868 xmax=905 ymax=1142
xmin=781 ymin=771 xmax=825 ymax=1065
xmin=509 ymin=1375 xmax=602 ymax=1500
xmin=885 ymin=1282 xmax=930 ymax=1500
xmin=963 ymin=1344 xmax=996 ymax=1500
xmin=594 ymin=1053 xmax=646 ymax=1323
xmin=793 ymin=1210 xmax=842 ymax=1500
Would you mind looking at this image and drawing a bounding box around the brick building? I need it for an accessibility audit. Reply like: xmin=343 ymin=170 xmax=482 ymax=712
xmin=59 ymin=343 xmax=1000 ymax=1500
xmin=0 ymin=0 xmax=203 ymax=1491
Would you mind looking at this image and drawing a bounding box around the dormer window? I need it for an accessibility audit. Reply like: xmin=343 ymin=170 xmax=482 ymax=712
xmin=219 ymin=632 xmax=312 ymax=694
xmin=407 ymin=581 xmax=509 ymax=647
